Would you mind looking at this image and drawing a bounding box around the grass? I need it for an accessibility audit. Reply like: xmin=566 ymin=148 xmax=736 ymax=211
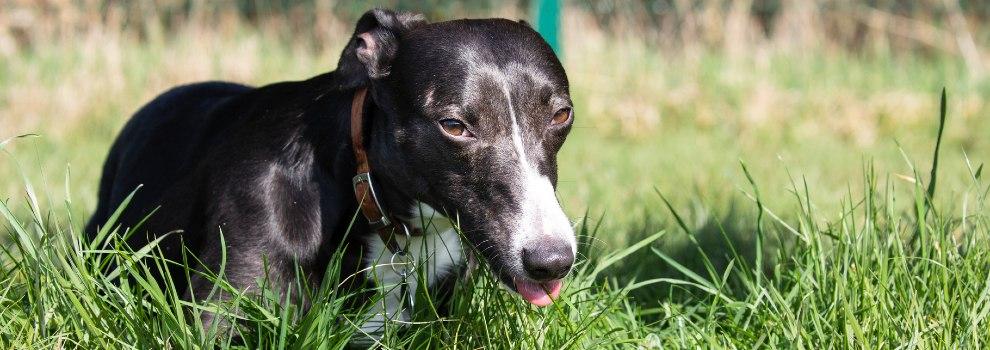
xmin=2 ymin=94 xmax=989 ymax=347
xmin=3 ymin=7 xmax=990 ymax=349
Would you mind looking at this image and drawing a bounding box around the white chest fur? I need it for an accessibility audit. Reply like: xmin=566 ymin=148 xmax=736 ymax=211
xmin=358 ymin=202 xmax=464 ymax=336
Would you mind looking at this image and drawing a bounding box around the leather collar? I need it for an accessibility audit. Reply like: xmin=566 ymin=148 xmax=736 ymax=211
xmin=350 ymin=87 xmax=423 ymax=253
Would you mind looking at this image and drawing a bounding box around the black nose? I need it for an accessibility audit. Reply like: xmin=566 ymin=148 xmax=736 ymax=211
xmin=521 ymin=243 xmax=574 ymax=281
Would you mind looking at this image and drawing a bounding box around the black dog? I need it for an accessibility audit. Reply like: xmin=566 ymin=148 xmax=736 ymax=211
xmin=86 ymin=8 xmax=576 ymax=332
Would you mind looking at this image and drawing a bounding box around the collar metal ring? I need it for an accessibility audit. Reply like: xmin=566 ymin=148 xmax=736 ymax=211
xmin=390 ymin=250 xmax=414 ymax=277
xmin=398 ymin=222 xmax=412 ymax=244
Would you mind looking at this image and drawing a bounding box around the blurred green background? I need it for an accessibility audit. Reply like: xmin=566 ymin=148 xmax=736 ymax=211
xmin=1 ymin=0 xmax=988 ymax=254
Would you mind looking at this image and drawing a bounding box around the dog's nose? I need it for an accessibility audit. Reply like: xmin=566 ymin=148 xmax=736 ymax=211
xmin=521 ymin=243 xmax=574 ymax=281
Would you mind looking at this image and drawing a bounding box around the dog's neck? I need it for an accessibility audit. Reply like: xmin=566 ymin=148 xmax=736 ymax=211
xmin=303 ymin=80 xmax=463 ymax=337
xmin=301 ymin=75 xmax=416 ymax=230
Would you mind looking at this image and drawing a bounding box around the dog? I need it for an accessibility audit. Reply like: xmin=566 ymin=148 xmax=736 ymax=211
xmin=85 ymin=8 xmax=576 ymax=334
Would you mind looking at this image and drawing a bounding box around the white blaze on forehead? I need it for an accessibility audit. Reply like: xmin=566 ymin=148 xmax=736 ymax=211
xmin=491 ymin=66 xmax=577 ymax=259
xmin=457 ymin=48 xmax=575 ymax=268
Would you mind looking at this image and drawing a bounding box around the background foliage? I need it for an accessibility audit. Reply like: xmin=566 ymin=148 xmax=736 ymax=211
xmin=1 ymin=0 xmax=989 ymax=348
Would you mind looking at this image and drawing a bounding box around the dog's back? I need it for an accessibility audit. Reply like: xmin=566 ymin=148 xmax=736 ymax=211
xmin=85 ymin=82 xmax=250 ymax=247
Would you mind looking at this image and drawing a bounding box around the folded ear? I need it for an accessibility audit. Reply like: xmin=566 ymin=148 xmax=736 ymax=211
xmin=336 ymin=9 xmax=427 ymax=88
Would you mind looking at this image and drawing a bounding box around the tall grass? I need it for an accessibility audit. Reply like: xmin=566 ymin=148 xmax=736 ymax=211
xmin=0 ymin=150 xmax=662 ymax=348
xmin=2 ymin=92 xmax=988 ymax=348
xmin=2 ymin=2 xmax=990 ymax=348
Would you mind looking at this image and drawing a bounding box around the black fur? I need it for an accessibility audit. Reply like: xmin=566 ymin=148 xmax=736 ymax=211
xmin=86 ymin=8 xmax=574 ymax=313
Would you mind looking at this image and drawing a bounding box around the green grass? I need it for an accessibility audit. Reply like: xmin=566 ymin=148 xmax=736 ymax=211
xmin=3 ymin=90 xmax=989 ymax=348
xmin=3 ymin=17 xmax=990 ymax=348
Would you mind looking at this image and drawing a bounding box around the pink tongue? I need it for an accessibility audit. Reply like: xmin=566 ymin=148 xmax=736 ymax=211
xmin=514 ymin=278 xmax=562 ymax=307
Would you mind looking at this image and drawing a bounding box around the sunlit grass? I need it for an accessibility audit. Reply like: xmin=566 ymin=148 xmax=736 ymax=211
xmin=3 ymin=6 xmax=990 ymax=348
xmin=2 ymin=91 xmax=989 ymax=348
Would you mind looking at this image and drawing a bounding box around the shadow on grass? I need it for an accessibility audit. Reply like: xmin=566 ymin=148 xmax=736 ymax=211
xmin=585 ymin=194 xmax=794 ymax=320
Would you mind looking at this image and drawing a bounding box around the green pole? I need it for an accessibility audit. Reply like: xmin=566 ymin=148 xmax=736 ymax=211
xmin=532 ymin=0 xmax=561 ymax=55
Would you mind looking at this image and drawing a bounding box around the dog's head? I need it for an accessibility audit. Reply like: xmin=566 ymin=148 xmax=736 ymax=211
xmin=339 ymin=9 xmax=575 ymax=306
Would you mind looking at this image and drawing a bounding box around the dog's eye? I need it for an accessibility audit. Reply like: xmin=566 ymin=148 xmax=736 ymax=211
xmin=439 ymin=119 xmax=473 ymax=138
xmin=550 ymin=108 xmax=572 ymax=126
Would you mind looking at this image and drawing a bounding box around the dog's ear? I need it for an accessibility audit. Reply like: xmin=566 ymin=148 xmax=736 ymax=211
xmin=336 ymin=8 xmax=426 ymax=87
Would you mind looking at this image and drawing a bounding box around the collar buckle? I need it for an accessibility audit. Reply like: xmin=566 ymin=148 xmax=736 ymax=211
xmin=352 ymin=172 xmax=392 ymax=229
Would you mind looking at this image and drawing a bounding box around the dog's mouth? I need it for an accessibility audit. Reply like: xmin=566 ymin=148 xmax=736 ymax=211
xmin=512 ymin=277 xmax=563 ymax=307
xmin=476 ymin=244 xmax=573 ymax=307
xmin=484 ymin=260 xmax=568 ymax=307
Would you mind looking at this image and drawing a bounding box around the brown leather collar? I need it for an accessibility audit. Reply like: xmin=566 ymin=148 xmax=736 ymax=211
xmin=350 ymin=87 xmax=422 ymax=254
